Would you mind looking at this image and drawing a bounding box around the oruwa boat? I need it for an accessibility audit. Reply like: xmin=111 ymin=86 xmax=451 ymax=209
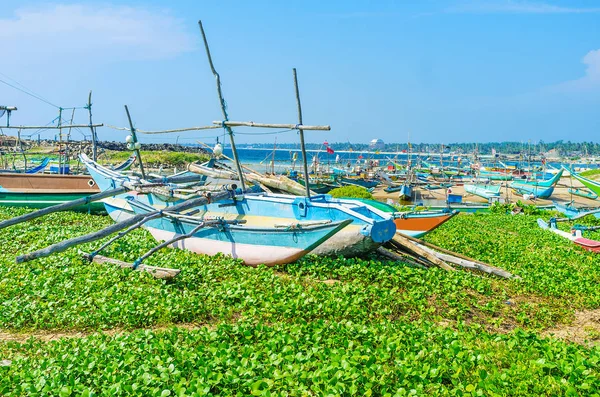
xmin=537 ymin=218 xmax=600 ymax=253
xmin=566 ymin=167 xmax=600 ymax=199
xmin=0 ymin=153 xmax=137 ymax=212
xmin=0 ymin=172 xmax=103 ymax=211
xmin=346 ymin=198 xmax=458 ymax=237
xmin=82 ymin=154 xmax=397 ymax=260
xmin=509 ymin=169 xmax=563 ymax=199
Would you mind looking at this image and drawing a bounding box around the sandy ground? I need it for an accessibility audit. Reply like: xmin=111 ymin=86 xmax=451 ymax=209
xmin=372 ymin=177 xmax=599 ymax=208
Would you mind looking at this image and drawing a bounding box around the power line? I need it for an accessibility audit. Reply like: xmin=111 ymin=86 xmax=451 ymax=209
xmin=0 ymin=78 xmax=60 ymax=109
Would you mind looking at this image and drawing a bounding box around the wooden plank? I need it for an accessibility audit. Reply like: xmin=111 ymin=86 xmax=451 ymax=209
xmin=399 ymin=233 xmax=518 ymax=279
xmin=82 ymin=252 xmax=180 ymax=279
xmin=390 ymin=234 xmax=455 ymax=271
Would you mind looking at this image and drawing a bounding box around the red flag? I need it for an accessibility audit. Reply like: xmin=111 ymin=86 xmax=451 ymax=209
xmin=323 ymin=141 xmax=329 ymax=146
xmin=326 ymin=146 xmax=334 ymax=154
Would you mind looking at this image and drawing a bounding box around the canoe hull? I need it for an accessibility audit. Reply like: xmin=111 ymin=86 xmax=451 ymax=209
xmin=0 ymin=191 xmax=104 ymax=212
xmin=398 ymin=185 xmax=412 ymax=200
xmin=0 ymin=172 xmax=102 ymax=212
xmin=393 ymin=211 xmax=456 ymax=238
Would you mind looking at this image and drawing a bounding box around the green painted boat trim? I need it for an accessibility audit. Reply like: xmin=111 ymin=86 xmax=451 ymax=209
xmin=346 ymin=198 xmax=397 ymax=213
xmin=0 ymin=191 xmax=105 ymax=213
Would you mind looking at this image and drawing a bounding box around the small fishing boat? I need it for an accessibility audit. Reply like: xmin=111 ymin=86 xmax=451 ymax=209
xmin=568 ymin=187 xmax=598 ymax=200
xmin=0 ymin=158 xmax=50 ymax=174
xmin=128 ymin=199 xmax=351 ymax=266
xmin=384 ymin=184 xmax=404 ymax=193
xmin=552 ymin=201 xmax=600 ymax=220
xmin=0 ymin=173 xmax=103 ymax=211
xmin=537 ymin=218 xmax=600 ymax=252
xmin=83 ymin=155 xmax=397 ymax=258
xmin=479 ymin=169 xmax=513 ymax=181
xmin=339 ymin=176 xmax=379 ymax=189
xmin=343 ymin=198 xmax=457 ymax=237
xmin=398 ymin=184 xmax=412 ymax=200
xmin=564 ymin=167 xmax=600 ymax=198
xmin=392 ymin=209 xmax=457 ymax=238
xmin=113 ymin=154 xmax=137 ymax=171
xmin=464 ymin=183 xmax=501 ymax=199
xmin=509 ymin=169 xmax=563 ymax=199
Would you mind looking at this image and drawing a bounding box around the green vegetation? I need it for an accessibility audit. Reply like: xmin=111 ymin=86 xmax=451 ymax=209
xmin=329 ymin=185 xmax=374 ymax=199
xmin=489 ymin=201 xmax=556 ymax=216
xmin=100 ymin=150 xmax=209 ymax=168
xmin=1 ymin=208 xmax=600 ymax=395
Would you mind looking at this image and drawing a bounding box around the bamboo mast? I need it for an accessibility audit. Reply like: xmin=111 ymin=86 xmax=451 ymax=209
xmin=57 ymin=107 xmax=63 ymax=174
xmin=87 ymin=91 xmax=98 ymax=162
xmin=293 ymin=68 xmax=311 ymax=198
xmin=124 ymin=105 xmax=146 ymax=179
xmin=198 ymin=20 xmax=246 ymax=190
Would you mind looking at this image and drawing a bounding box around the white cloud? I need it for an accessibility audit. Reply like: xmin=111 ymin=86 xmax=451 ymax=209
xmin=551 ymin=49 xmax=600 ymax=92
xmin=448 ymin=1 xmax=600 ymax=14
xmin=0 ymin=4 xmax=196 ymax=61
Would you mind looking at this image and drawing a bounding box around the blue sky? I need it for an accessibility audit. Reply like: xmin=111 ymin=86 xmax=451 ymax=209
xmin=0 ymin=0 xmax=599 ymax=144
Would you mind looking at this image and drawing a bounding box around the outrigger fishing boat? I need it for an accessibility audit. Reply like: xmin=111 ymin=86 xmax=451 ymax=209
xmin=0 ymin=158 xmax=50 ymax=174
xmin=537 ymin=218 xmax=600 ymax=253
xmin=568 ymin=187 xmax=598 ymax=200
xmin=464 ymin=183 xmax=501 ymax=200
xmin=509 ymin=169 xmax=563 ymax=199
xmin=82 ymin=154 xmax=396 ymax=258
xmin=552 ymin=201 xmax=600 ymax=220
xmin=340 ymin=198 xmax=457 ymax=237
xmin=0 ymin=172 xmax=103 ymax=211
xmin=565 ymin=167 xmax=600 ymax=199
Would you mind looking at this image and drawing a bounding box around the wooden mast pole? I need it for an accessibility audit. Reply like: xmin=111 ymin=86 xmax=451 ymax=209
xmin=198 ymin=20 xmax=246 ymax=190
xmin=124 ymin=105 xmax=146 ymax=179
xmin=66 ymin=108 xmax=75 ymax=171
xmin=87 ymin=91 xmax=98 ymax=162
xmin=57 ymin=107 xmax=63 ymax=174
xmin=293 ymin=68 xmax=311 ymax=198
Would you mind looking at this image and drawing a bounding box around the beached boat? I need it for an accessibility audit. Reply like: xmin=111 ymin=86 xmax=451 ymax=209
xmin=0 ymin=158 xmax=50 ymax=174
xmin=552 ymin=201 xmax=600 ymax=219
xmin=392 ymin=209 xmax=457 ymax=237
xmin=509 ymin=169 xmax=562 ymax=199
xmin=479 ymin=169 xmax=513 ymax=181
xmin=83 ymin=155 xmax=397 ymax=257
xmin=568 ymin=187 xmax=598 ymax=200
xmin=0 ymin=172 xmax=103 ymax=211
xmin=342 ymin=198 xmax=457 ymax=237
xmin=339 ymin=176 xmax=379 ymax=189
xmin=398 ymin=184 xmax=413 ymax=200
xmin=537 ymin=218 xmax=600 ymax=252
xmin=564 ymin=167 xmax=600 ymax=197
xmin=464 ymin=183 xmax=501 ymax=199
xmin=128 ymin=199 xmax=351 ymax=266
